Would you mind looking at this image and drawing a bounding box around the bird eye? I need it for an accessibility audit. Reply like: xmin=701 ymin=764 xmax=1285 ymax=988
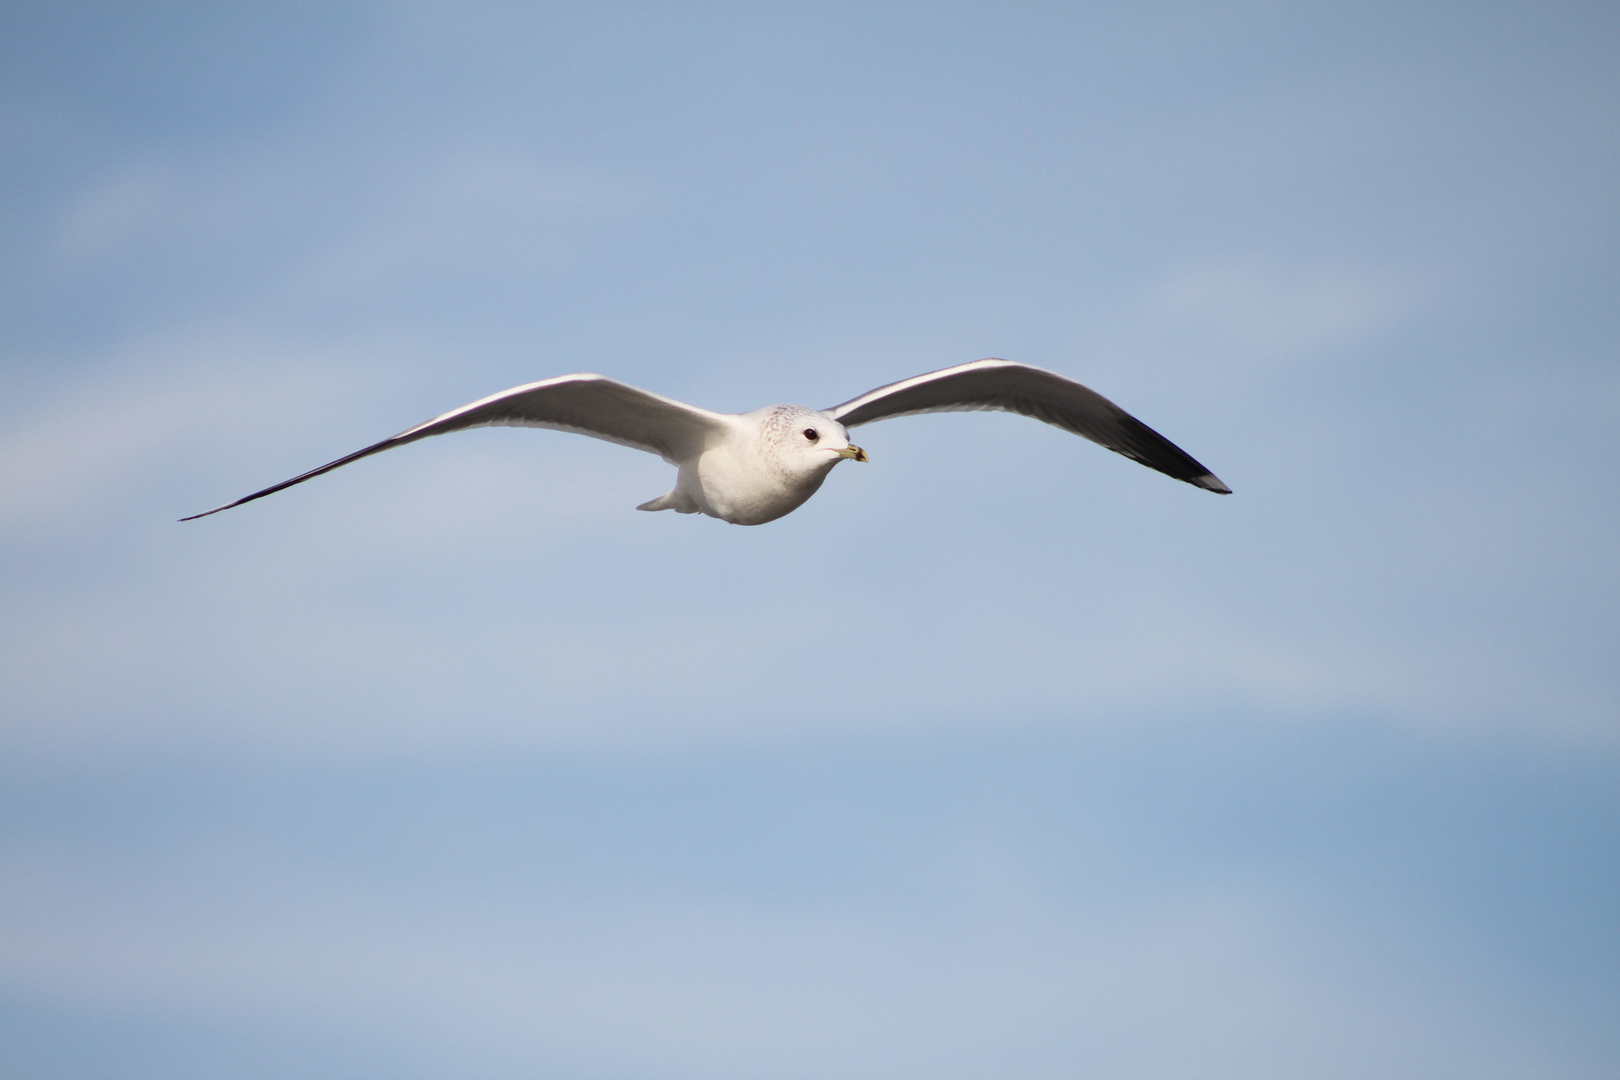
xmin=802 ymin=428 xmax=819 ymax=441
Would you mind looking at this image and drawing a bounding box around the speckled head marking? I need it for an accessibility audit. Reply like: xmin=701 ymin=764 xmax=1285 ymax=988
xmin=760 ymin=404 xmax=819 ymax=444
xmin=755 ymin=404 xmax=865 ymax=481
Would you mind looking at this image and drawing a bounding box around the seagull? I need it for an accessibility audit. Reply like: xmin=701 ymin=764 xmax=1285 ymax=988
xmin=182 ymin=358 xmax=1230 ymax=526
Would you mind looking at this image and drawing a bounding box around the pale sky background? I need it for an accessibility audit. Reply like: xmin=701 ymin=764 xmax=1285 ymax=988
xmin=2 ymin=3 xmax=1617 ymax=1077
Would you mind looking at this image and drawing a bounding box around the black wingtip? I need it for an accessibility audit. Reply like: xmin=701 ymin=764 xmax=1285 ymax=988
xmin=1194 ymin=474 xmax=1233 ymax=494
xmin=178 ymin=502 xmax=238 ymax=521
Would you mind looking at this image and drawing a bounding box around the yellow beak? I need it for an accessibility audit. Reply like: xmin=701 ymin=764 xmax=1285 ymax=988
xmin=837 ymin=444 xmax=869 ymax=462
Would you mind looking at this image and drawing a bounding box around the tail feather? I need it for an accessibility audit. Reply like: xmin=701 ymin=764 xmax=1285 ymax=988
xmin=636 ymin=490 xmax=693 ymax=513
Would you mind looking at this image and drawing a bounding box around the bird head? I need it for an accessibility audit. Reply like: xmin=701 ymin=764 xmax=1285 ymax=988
xmin=760 ymin=405 xmax=867 ymax=479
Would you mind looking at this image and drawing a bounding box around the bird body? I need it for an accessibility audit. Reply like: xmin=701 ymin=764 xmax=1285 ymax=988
xmin=182 ymin=359 xmax=1228 ymax=526
xmin=637 ymin=404 xmax=864 ymax=525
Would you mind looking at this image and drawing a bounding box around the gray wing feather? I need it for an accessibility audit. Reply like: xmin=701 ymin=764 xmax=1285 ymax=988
xmin=828 ymin=358 xmax=1231 ymax=494
xmin=182 ymin=374 xmax=726 ymax=520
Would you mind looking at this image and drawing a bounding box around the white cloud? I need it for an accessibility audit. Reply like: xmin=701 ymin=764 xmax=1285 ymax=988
xmin=0 ymin=335 xmax=371 ymax=539
xmin=1147 ymin=258 xmax=1410 ymax=364
xmin=49 ymin=160 xmax=173 ymax=267
xmin=0 ymin=835 xmax=1596 ymax=1079
xmin=286 ymin=151 xmax=646 ymax=301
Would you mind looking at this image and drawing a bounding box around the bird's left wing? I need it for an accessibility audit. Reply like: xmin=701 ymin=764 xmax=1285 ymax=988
xmin=182 ymin=373 xmax=728 ymax=520
xmin=827 ymin=358 xmax=1231 ymax=494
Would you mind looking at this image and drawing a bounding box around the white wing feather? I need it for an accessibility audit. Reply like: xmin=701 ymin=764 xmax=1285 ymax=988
xmin=182 ymin=374 xmax=727 ymax=520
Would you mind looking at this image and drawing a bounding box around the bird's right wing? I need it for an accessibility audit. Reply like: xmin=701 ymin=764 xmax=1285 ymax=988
xmin=827 ymin=358 xmax=1231 ymax=494
xmin=182 ymin=373 xmax=728 ymax=520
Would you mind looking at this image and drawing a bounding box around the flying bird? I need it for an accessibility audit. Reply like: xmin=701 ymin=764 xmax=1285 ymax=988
xmin=182 ymin=358 xmax=1230 ymax=526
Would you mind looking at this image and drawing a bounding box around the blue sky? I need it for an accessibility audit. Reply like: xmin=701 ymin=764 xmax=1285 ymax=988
xmin=1 ymin=3 xmax=1617 ymax=1077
